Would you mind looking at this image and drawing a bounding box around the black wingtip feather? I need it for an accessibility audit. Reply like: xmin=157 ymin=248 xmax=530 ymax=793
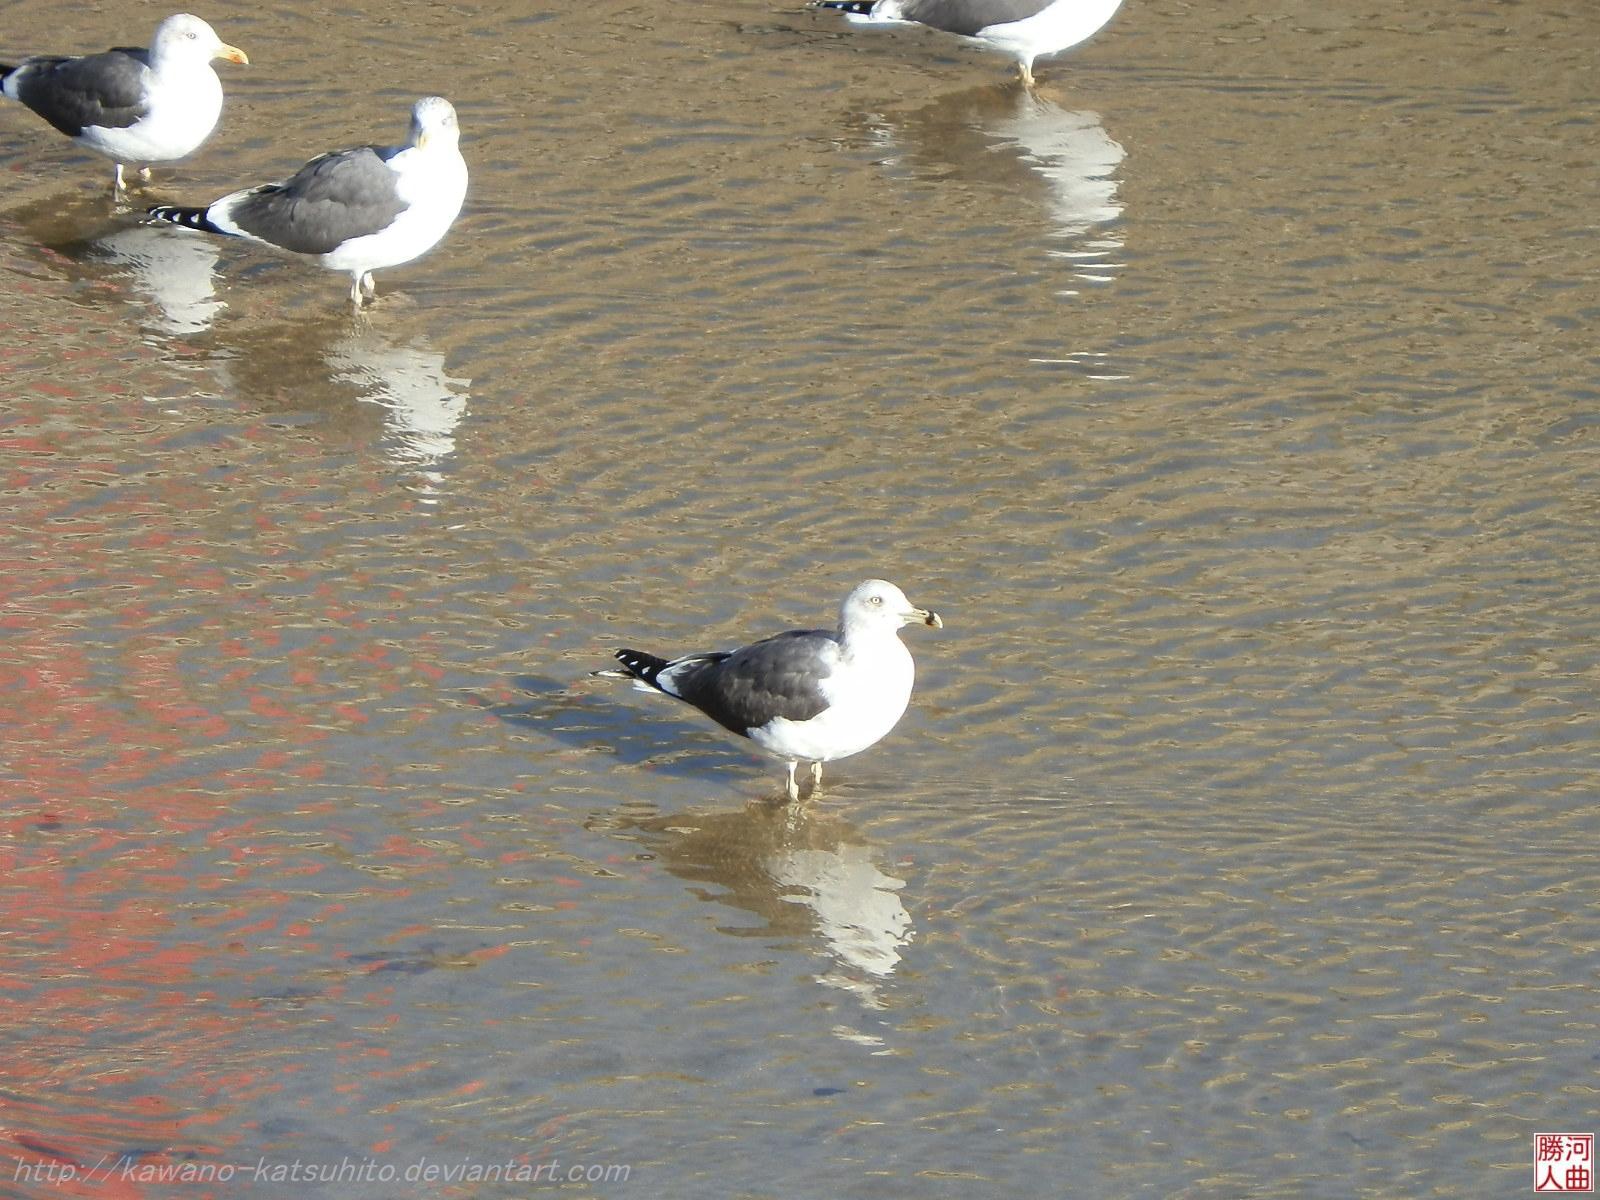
xmin=612 ymin=649 xmax=671 ymax=685
xmin=812 ymin=0 xmax=877 ymax=10
xmin=146 ymin=205 xmax=223 ymax=236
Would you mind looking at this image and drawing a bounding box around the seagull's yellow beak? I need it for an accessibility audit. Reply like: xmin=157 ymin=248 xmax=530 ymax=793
xmin=217 ymin=44 xmax=249 ymax=65
xmin=910 ymin=607 xmax=943 ymax=629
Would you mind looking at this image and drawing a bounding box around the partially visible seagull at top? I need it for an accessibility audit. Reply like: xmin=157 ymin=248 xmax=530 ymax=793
xmin=146 ymin=96 xmax=468 ymax=307
xmin=594 ymin=580 xmax=944 ymax=802
xmin=812 ymin=0 xmax=1122 ymax=88
xmin=0 ymin=14 xmax=247 ymax=195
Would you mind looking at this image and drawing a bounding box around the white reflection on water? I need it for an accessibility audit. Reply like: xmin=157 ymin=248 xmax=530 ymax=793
xmin=609 ymin=803 xmax=915 ymax=1030
xmin=985 ymin=96 xmax=1125 ymax=281
xmin=2 ymin=193 xmax=227 ymax=336
xmin=862 ymin=87 xmax=1126 ymax=287
xmin=324 ymin=329 xmax=472 ymax=483
xmin=91 ymin=223 xmax=224 ymax=336
xmin=771 ymin=840 xmax=912 ymax=1012
xmin=197 ymin=314 xmax=472 ymax=494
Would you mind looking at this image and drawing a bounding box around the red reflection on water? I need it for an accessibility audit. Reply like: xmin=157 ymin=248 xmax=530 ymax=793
xmin=2 ymin=367 xmax=468 ymax=1182
xmin=0 ymin=458 xmax=289 ymax=1186
xmin=0 ymin=648 xmax=268 ymax=1187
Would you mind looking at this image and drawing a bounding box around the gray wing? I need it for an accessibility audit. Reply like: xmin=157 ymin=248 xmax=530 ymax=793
xmin=224 ymin=146 xmax=408 ymax=255
xmin=7 ymin=48 xmax=151 ymax=136
xmin=897 ymin=0 xmax=1057 ymax=36
xmin=673 ymin=630 xmax=839 ymax=735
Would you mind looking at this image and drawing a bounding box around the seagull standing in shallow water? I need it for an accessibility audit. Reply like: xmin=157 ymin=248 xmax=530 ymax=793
xmin=812 ymin=0 xmax=1122 ymax=88
xmin=595 ymin=580 xmax=943 ymax=801
xmin=0 ymin=13 xmax=247 ymax=195
xmin=146 ymin=96 xmax=468 ymax=306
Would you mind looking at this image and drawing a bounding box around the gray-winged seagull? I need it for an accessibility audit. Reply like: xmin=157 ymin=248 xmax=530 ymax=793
xmin=1 ymin=14 xmax=247 ymax=195
xmin=146 ymin=96 xmax=467 ymax=306
xmin=595 ymin=580 xmax=943 ymax=801
xmin=812 ymin=0 xmax=1122 ymax=87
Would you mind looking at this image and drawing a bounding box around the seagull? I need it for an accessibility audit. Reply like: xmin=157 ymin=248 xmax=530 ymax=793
xmin=812 ymin=0 xmax=1122 ymax=88
xmin=595 ymin=580 xmax=943 ymax=801
xmin=0 ymin=14 xmax=247 ymax=195
xmin=146 ymin=96 xmax=468 ymax=306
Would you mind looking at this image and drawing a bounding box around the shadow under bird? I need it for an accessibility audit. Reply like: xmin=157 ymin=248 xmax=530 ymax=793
xmin=811 ymin=0 xmax=1122 ymax=88
xmin=594 ymin=580 xmax=943 ymax=802
xmin=0 ymin=13 xmax=247 ymax=195
xmin=146 ymin=96 xmax=468 ymax=306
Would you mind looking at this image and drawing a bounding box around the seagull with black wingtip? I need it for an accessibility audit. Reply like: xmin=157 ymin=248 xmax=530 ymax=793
xmin=1 ymin=13 xmax=247 ymax=195
xmin=812 ymin=0 xmax=1122 ymax=88
xmin=595 ymin=580 xmax=944 ymax=802
xmin=146 ymin=96 xmax=468 ymax=307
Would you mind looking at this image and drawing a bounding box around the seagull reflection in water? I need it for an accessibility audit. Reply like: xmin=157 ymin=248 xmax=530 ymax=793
xmin=208 ymin=316 xmax=471 ymax=493
xmin=324 ymin=330 xmax=470 ymax=485
xmin=597 ymin=802 xmax=914 ymax=1025
xmin=4 ymin=188 xmax=223 ymax=335
xmin=860 ymin=85 xmax=1125 ymax=285
xmin=91 ymin=221 xmax=224 ymax=335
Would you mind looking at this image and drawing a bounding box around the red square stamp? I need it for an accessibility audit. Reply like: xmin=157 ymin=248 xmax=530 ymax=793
xmin=1536 ymin=1134 xmax=1595 ymax=1193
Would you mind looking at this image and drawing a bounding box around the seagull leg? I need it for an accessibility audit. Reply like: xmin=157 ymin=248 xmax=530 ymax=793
xmin=113 ymin=163 xmax=127 ymax=196
xmin=137 ymin=166 xmax=153 ymax=183
xmin=784 ymin=761 xmax=800 ymax=803
xmin=349 ymin=273 xmax=379 ymax=307
xmin=809 ymin=761 xmax=824 ymax=794
xmin=1018 ymin=61 xmax=1037 ymax=90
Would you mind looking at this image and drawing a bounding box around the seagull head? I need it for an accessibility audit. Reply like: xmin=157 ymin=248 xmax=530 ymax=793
xmin=840 ymin=579 xmax=943 ymax=635
xmin=409 ymin=96 xmax=461 ymax=152
xmin=151 ymin=14 xmax=248 ymax=66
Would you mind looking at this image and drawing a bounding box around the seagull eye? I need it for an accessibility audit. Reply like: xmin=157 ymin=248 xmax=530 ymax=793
xmin=869 ymin=595 xmax=883 ymax=605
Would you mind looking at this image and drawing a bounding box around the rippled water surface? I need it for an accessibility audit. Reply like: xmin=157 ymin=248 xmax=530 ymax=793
xmin=2 ymin=1 xmax=1597 ymax=1196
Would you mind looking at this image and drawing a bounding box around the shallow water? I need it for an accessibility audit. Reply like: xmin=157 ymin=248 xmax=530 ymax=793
xmin=1 ymin=1 xmax=1597 ymax=1196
